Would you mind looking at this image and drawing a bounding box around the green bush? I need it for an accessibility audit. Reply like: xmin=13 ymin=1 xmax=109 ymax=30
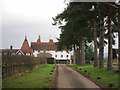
xmin=2 ymin=55 xmax=47 ymax=66
xmin=47 ymin=58 xmax=54 ymax=64
xmin=2 ymin=55 xmax=47 ymax=78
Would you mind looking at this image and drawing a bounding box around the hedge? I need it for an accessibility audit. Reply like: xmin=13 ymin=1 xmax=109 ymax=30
xmin=2 ymin=55 xmax=47 ymax=79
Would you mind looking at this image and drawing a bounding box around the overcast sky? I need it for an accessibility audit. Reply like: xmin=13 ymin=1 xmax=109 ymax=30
xmin=1 ymin=0 xmax=118 ymax=54
xmin=2 ymin=0 xmax=67 ymax=49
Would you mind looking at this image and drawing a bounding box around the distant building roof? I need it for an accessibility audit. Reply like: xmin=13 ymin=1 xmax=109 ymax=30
xmin=37 ymin=35 xmax=41 ymax=43
xmin=37 ymin=53 xmax=52 ymax=58
xmin=31 ymin=42 xmax=57 ymax=51
xmin=0 ymin=49 xmax=19 ymax=53
xmin=0 ymin=49 xmax=19 ymax=55
xmin=31 ymin=36 xmax=57 ymax=51
xmin=49 ymin=39 xmax=54 ymax=43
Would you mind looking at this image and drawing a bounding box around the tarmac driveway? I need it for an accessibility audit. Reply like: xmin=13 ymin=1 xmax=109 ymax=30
xmin=57 ymin=64 xmax=100 ymax=89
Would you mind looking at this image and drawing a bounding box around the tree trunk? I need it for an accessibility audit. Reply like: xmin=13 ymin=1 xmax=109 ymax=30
xmin=75 ymin=47 xmax=78 ymax=65
xmin=73 ymin=45 xmax=76 ymax=64
xmin=80 ymin=39 xmax=86 ymax=66
xmin=76 ymin=47 xmax=79 ymax=65
xmin=118 ymin=8 xmax=120 ymax=71
xmin=93 ymin=19 xmax=98 ymax=67
xmin=78 ymin=43 xmax=81 ymax=65
xmin=99 ymin=18 xmax=104 ymax=69
xmin=107 ymin=8 xmax=113 ymax=70
xmin=78 ymin=45 xmax=81 ymax=65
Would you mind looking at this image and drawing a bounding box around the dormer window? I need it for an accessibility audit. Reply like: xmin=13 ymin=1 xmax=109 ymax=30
xmin=26 ymin=53 xmax=30 ymax=56
xmin=18 ymin=53 xmax=21 ymax=55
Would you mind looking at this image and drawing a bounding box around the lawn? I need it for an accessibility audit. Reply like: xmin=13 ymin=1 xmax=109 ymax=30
xmin=2 ymin=64 xmax=56 ymax=88
xmin=67 ymin=64 xmax=118 ymax=88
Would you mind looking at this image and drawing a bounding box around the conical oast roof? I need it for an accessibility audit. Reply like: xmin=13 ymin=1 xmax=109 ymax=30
xmin=49 ymin=35 xmax=54 ymax=43
xmin=37 ymin=35 xmax=41 ymax=43
xmin=21 ymin=36 xmax=32 ymax=53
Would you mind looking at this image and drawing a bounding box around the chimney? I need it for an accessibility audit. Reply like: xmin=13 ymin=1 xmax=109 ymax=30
xmin=10 ymin=45 xmax=12 ymax=50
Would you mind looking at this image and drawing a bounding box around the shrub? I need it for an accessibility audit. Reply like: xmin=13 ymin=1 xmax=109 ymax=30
xmin=47 ymin=58 xmax=54 ymax=64
xmin=2 ymin=55 xmax=47 ymax=78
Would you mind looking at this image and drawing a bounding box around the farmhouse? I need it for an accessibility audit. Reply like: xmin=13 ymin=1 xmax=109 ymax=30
xmin=0 ymin=46 xmax=19 ymax=56
xmin=1 ymin=35 xmax=72 ymax=64
xmin=16 ymin=36 xmax=32 ymax=56
xmin=1 ymin=36 xmax=32 ymax=56
xmin=31 ymin=35 xmax=71 ymax=64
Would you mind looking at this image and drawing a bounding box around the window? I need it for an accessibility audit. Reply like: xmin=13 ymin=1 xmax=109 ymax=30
xmin=61 ymin=55 xmax=63 ymax=57
xmin=66 ymin=55 xmax=69 ymax=57
xmin=26 ymin=53 xmax=30 ymax=56
xmin=18 ymin=53 xmax=21 ymax=55
xmin=44 ymin=51 xmax=46 ymax=53
xmin=55 ymin=55 xmax=57 ymax=57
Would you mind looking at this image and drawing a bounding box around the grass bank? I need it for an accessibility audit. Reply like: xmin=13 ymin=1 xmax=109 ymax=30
xmin=67 ymin=64 xmax=118 ymax=88
xmin=3 ymin=64 xmax=56 ymax=88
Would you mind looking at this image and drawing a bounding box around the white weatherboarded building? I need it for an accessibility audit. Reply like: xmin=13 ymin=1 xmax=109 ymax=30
xmin=31 ymin=35 xmax=71 ymax=64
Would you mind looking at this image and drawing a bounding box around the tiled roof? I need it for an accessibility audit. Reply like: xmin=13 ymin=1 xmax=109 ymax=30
xmin=37 ymin=53 xmax=52 ymax=58
xmin=49 ymin=39 xmax=53 ymax=43
xmin=0 ymin=49 xmax=19 ymax=53
xmin=31 ymin=42 xmax=57 ymax=51
xmin=37 ymin=35 xmax=41 ymax=43
xmin=37 ymin=39 xmax=41 ymax=43
xmin=0 ymin=49 xmax=19 ymax=55
xmin=21 ymin=39 xmax=32 ymax=53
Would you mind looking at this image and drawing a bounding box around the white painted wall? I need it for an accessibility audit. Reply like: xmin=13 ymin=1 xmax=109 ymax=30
xmin=33 ymin=50 xmax=71 ymax=60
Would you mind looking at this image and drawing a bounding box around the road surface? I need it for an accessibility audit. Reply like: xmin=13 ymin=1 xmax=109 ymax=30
xmin=57 ymin=64 xmax=100 ymax=89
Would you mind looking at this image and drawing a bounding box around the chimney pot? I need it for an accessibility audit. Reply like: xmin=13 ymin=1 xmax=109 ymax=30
xmin=10 ymin=45 xmax=12 ymax=50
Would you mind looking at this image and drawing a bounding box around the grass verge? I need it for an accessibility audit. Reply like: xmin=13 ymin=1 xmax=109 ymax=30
xmin=67 ymin=64 xmax=118 ymax=89
xmin=2 ymin=64 xmax=56 ymax=88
